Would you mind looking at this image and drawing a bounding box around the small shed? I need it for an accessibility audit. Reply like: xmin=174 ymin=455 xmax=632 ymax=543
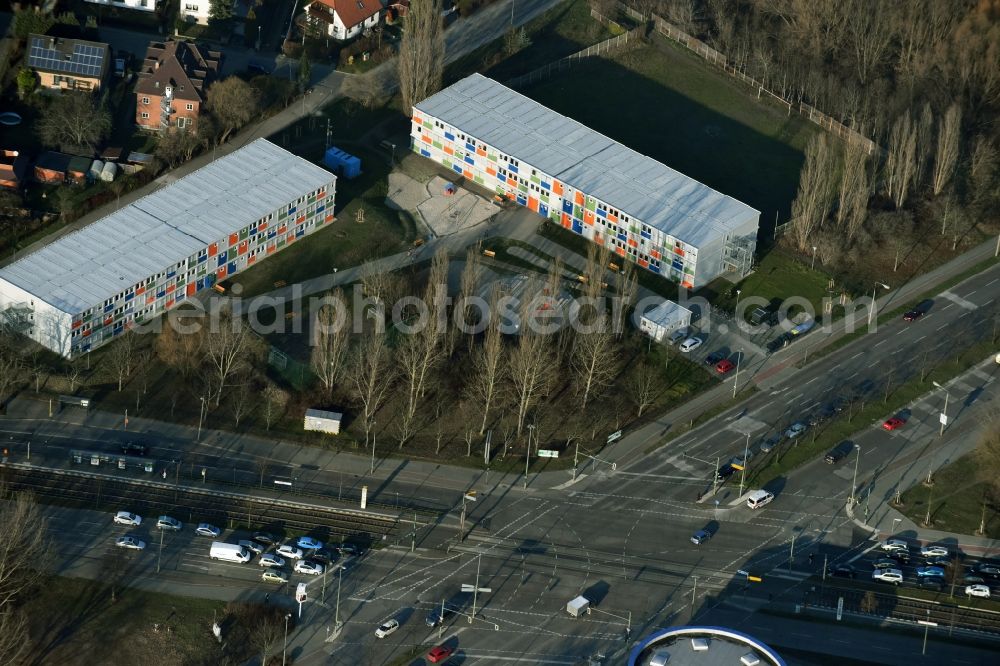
xmin=89 ymin=159 xmax=105 ymax=182
xmin=0 ymin=149 xmax=28 ymax=190
xmin=303 ymin=408 xmax=343 ymax=435
xmin=67 ymin=156 xmax=92 ymax=184
xmin=34 ymin=151 xmax=71 ymax=184
xmin=639 ymin=299 xmax=693 ymax=343
xmin=323 ymin=146 xmax=361 ymax=179
xmin=100 ymin=161 xmax=118 ymax=182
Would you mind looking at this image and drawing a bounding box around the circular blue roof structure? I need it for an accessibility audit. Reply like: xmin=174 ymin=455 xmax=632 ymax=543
xmin=629 ymin=626 xmax=786 ymax=666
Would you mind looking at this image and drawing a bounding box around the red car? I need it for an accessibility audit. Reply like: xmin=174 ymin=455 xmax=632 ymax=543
xmin=427 ymin=645 xmax=455 ymax=663
xmin=882 ymin=417 xmax=906 ymax=431
xmin=715 ymin=359 xmax=735 ymax=374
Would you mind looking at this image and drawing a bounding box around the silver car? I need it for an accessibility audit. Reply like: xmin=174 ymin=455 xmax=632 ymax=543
xmin=784 ymin=422 xmax=807 ymax=439
xmin=239 ymin=539 xmax=265 ymax=555
xmin=156 ymin=516 xmax=183 ymax=531
xmin=259 ymin=553 xmax=286 ymax=568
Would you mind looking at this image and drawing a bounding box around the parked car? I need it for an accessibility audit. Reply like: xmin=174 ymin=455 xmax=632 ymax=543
xmin=920 ymin=545 xmax=949 ymax=558
xmin=716 ymin=359 xmax=735 ymax=374
xmin=294 ymin=560 xmax=324 ymax=576
xmin=115 ymin=536 xmax=145 ymax=550
xmin=880 ymin=539 xmax=909 ymax=553
xmin=887 ymin=550 xmax=911 ymax=564
xmin=704 ymin=351 xmax=725 ymax=365
xmin=310 ymin=549 xmax=337 ymax=565
xmin=195 ymin=523 xmax=221 ymax=538
xmin=668 ymin=327 xmax=690 ymax=345
xmin=690 ymin=529 xmax=713 ymax=546
xmin=825 ymin=441 xmax=855 ymax=464
xmin=766 ymin=332 xmax=791 ymax=353
xmin=679 ymin=337 xmax=703 ymax=353
xmin=730 ymin=451 xmax=753 ymax=467
xmin=113 ymin=511 xmax=142 ymax=526
xmin=337 ymin=543 xmax=361 ymax=556
xmin=253 ymin=532 xmax=279 ymax=546
xmin=784 ymin=422 xmax=807 ymax=439
xmin=873 ymin=558 xmax=900 ymax=570
xmin=882 ymin=417 xmax=906 ymax=431
xmin=963 ymin=574 xmax=986 ymax=585
xmin=259 ymin=553 xmax=286 ymax=568
xmin=427 ymin=645 xmax=455 ymax=663
xmin=903 ymin=309 xmax=924 ymax=322
xmin=375 ymin=619 xmax=399 ymax=638
xmin=295 ymin=536 xmax=324 ymax=550
xmin=262 ymin=570 xmax=289 ymax=584
xmin=872 ymin=569 xmax=903 ymax=585
xmin=759 ymin=435 xmax=780 ymax=453
xmin=156 ymin=516 xmax=183 ymax=531
xmin=828 ymin=565 xmax=855 ymax=579
xmin=239 ymin=539 xmax=265 ymax=555
xmin=925 ymin=556 xmax=951 ymax=568
xmin=966 ymin=584 xmax=991 ymax=598
xmin=919 ymin=579 xmax=944 ymax=591
xmin=975 ymin=564 xmax=1000 ymax=577
xmin=916 ymin=566 xmax=946 ymax=578
xmin=277 ymin=544 xmax=305 ymax=560
xmin=425 ymin=606 xmax=456 ymax=627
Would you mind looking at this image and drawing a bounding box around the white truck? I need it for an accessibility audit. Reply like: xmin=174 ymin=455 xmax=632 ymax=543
xmin=210 ymin=542 xmax=252 ymax=563
xmin=566 ymin=595 xmax=590 ymax=617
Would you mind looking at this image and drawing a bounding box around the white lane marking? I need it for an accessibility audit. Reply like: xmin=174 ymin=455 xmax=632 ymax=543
xmin=937 ymin=322 xmax=949 ymax=330
xmin=941 ymin=290 xmax=978 ymax=311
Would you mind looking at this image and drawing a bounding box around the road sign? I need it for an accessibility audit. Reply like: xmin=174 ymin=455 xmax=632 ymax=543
xmin=461 ymin=584 xmax=492 ymax=593
xmin=607 ymin=430 xmax=623 ymax=444
xmin=538 ymin=450 xmax=560 ymax=458
xmin=939 ymin=413 xmax=948 ymax=425
xmin=918 ymin=620 xmax=938 ymax=627
xmin=836 ymin=597 xmax=844 ymax=621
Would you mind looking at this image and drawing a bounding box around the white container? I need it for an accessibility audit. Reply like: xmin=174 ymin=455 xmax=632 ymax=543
xmin=100 ymin=160 xmax=118 ymax=182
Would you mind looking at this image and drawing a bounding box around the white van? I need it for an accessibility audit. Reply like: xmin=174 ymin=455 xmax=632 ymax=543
xmin=746 ymin=490 xmax=774 ymax=510
xmin=210 ymin=542 xmax=252 ymax=563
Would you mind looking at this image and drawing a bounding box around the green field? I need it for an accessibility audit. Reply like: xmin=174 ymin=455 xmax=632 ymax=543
xmin=521 ymin=34 xmax=816 ymax=232
xmin=899 ymin=453 xmax=999 ymax=538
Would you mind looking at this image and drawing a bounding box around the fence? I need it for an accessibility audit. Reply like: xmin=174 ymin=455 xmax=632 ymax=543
xmin=611 ymin=4 xmax=881 ymax=156
xmin=506 ymin=21 xmax=645 ymax=88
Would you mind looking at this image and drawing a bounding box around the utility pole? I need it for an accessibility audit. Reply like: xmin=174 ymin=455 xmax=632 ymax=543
xmin=788 ymin=533 xmax=796 ymax=572
xmin=850 ymin=445 xmax=861 ymax=504
xmin=712 ymin=456 xmax=720 ymax=495
xmin=411 ymin=511 xmax=417 ymax=553
xmin=157 ymin=527 xmax=164 ymax=573
xmin=732 ymin=349 xmax=743 ymax=398
xmin=572 ymin=440 xmax=579 ymax=482
xmin=334 ymin=565 xmax=343 ymax=630
xmin=196 ymin=396 xmax=206 ymax=442
xmin=370 ymin=420 xmax=376 ymax=474
xmin=738 ymin=433 xmax=750 ymax=496
xmin=438 ymin=598 xmax=445 ymax=639
xmin=933 ymin=381 xmax=949 ymax=436
xmin=523 ymin=426 xmax=533 ymax=490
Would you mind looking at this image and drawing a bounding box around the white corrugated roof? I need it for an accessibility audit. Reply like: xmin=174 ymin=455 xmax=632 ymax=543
xmin=641 ymin=299 xmax=692 ymax=327
xmin=415 ymin=74 xmax=759 ymax=246
xmin=0 ymin=139 xmax=335 ymax=315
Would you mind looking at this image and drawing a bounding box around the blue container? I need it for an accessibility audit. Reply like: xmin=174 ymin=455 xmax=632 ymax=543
xmin=323 ymin=147 xmax=361 ymax=179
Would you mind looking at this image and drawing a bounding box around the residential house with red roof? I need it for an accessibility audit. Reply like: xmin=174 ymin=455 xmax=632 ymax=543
xmin=306 ymin=0 xmax=382 ymax=41
xmin=134 ymin=40 xmax=221 ymax=132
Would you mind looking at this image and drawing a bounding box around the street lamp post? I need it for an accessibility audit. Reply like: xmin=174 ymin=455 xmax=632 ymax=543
xmin=370 ymin=420 xmax=376 ymax=474
xmin=196 ymin=396 xmax=206 ymax=442
xmin=334 ymin=565 xmax=343 ymax=630
xmin=524 ymin=424 xmax=535 ymax=490
xmin=868 ymin=281 xmax=890 ymax=325
xmin=932 ymin=381 xmax=950 ymax=436
xmin=734 ymin=289 xmax=742 ymax=328
xmin=811 ymin=245 xmax=818 ymax=270
xmin=282 ymin=612 xmax=292 ymax=666
xmin=850 ymin=444 xmax=861 ymax=505
xmin=732 ymin=349 xmax=744 ymax=398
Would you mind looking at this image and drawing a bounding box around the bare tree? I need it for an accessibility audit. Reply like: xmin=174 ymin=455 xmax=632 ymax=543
xmin=913 ymin=102 xmax=935 ymax=189
xmin=457 ymin=247 xmax=482 ymax=346
xmin=790 ymin=134 xmax=836 ymax=251
xmin=859 ymin=590 xmax=878 ymax=614
xmin=968 ymin=135 xmax=999 ymax=211
xmin=508 ymin=331 xmax=552 ymax=437
xmin=932 ymin=103 xmax=962 ymax=196
xmin=250 ymin=613 xmax=283 ymax=664
xmin=975 ymin=418 xmax=1000 ymax=501
xmin=467 ymin=288 xmax=505 ymax=434
xmin=37 ymin=91 xmax=111 ymax=152
xmin=835 ymin=139 xmax=870 ymax=241
xmin=203 ymin=308 xmax=266 ymax=406
xmin=845 ymin=0 xmax=894 ymax=84
xmin=0 ymin=486 xmax=49 ymax=664
xmin=310 ymin=290 xmax=350 ymax=397
xmin=107 ymin=332 xmax=137 ymax=392
xmin=156 ymin=313 xmax=204 ymax=379
xmin=615 ymin=261 xmax=639 ymax=339
xmin=571 ymin=314 xmax=616 ymax=408
xmin=64 ymin=356 xmax=86 ymax=393
xmin=0 ymin=348 xmax=20 ymax=407
xmin=27 ymin=353 xmax=46 ymax=393
xmin=231 ymin=376 xmax=253 ymax=427
xmin=625 ymin=362 xmax=659 ymax=417
xmin=349 ymin=332 xmax=394 ymax=447
xmin=262 ymin=383 xmax=289 ymax=431
xmin=884 ymin=112 xmax=918 ymax=210
xmin=398 ymin=0 xmax=444 ymax=112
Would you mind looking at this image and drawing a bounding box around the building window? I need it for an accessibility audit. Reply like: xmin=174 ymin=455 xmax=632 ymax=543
xmin=176 ymin=117 xmax=187 ymax=129
xmin=186 ymin=103 xmax=194 ymax=111
xmin=185 ymin=3 xmax=198 ymax=10
xmin=141 ymin=97 xmax=149 ymax=105
xmin=141 ymin=112 xmax=149 ymax=119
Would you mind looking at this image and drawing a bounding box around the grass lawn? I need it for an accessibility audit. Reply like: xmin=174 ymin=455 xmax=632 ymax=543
xmin=520 ymin=34 xmax=816 ymax=232
xmin=899 ymin=453 xmax=999 ymax=538
xmin=21 ymin=576 xmax=249 ymax=666
xmin=446 ymin=0 xmax=615 ymax=84
xmin=706 ymin=250 xmax=834 ymax=314
xmin=746 ymin=337 xmax=1000 ymax=489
